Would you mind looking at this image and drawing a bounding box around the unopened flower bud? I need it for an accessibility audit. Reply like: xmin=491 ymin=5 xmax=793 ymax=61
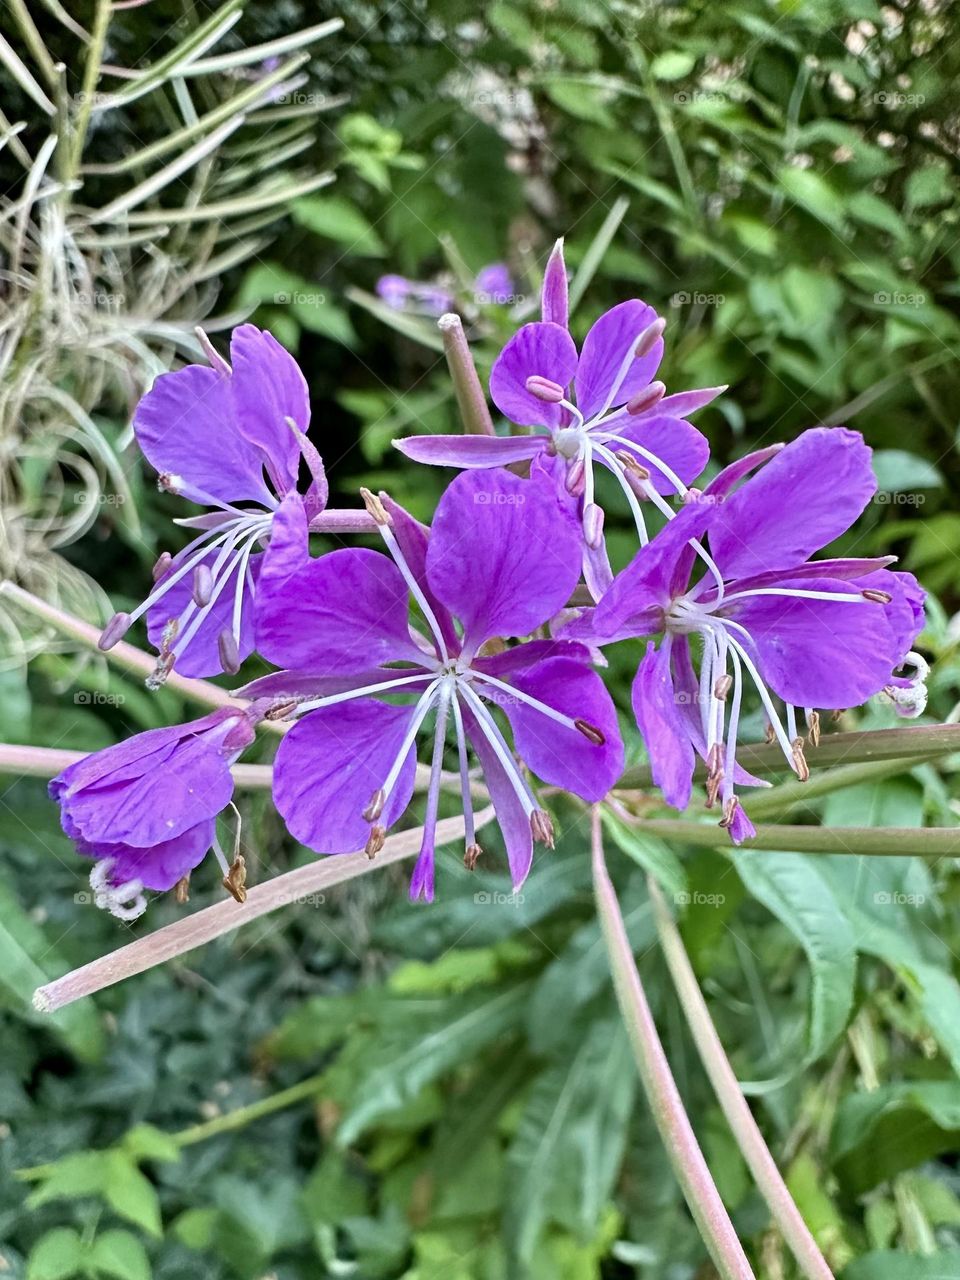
xmin=99 ymin=611 xmax=131 ymax=651
xmin=634 ymin=317 xmax=666 ymax=359
xmin=525 ymin=375 xmax=565 ymax=403
xmin=626 ymin=380 xmax=666 ymax=415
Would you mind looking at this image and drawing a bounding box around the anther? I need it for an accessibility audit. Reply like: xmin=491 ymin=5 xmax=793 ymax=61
xmin=146 ymin=652 xmax=174 ymax=691
xmin=525 ymin=375 xmax=565 ymax=403
xmin=222 ymin=854 xmax=247 ymax=904
xmin=157 ymin=472 xmax=181 ymax=494
xmin=626 ymin=380 xmax=666 ymax=415
xmin=174 ymin=875 xmax=190 ymax=904
xmin=862 ymin=588 xmax=892 ymax=604
xmin=359 ymin=487 xmax=390 ymax=526
xmin=583 ymin=502 xmax=604 ymax=550
xmin=362 ymin=788 xmax=386 ymax=822
xmin=565 ymin=455 xmax=587 ymax=496
xmin=264 ymin=698 xmax=300 ymax=721
xmin=719 ymin=796 xmax=741 ymax=830
xmin=365 ymin=824 xmax=386 ymax=859
xmin=791 ymin=737 xmax=810 ymax=782
xmin=193 ymin=564 xmax=213 ymax=606
xmin=152 ymin=551 xmax=173 ymax=582
xmin=464 ymin=843 xmax=483 ymax=871
xmin=98 ymin=611 xmax=132 ymax=651
xmin=714 ymin=674 xmax=733 ymax=701
xmin=806 ymin=711 xmax=821 ymax=748
xmin=634 ymin=317 xmax=666 ymax=359
xmin=530 ymin=809 xmax=555 ymax=848
xmin=218 ymin=629 xmax=241 ymax=675
xmin=575 ymin=718 xmax=606 ymax=746
xmin=615 ymin=450 xmax=651 ymax=481
xmin=763 ymin=721 xmax=776 ymax=744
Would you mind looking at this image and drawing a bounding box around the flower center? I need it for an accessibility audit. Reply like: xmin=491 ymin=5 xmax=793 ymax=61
xmin=554 ymin=426 xmax=585 ymax=460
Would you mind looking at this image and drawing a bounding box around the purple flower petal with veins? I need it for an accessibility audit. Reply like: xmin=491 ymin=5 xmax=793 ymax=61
xmin=250 ymin=468 xmax=624 ymax=899
xmin=100 ymin=325 xmax=329 ymax=682
xmin=576 ymin=427 xmax=926 ymax=843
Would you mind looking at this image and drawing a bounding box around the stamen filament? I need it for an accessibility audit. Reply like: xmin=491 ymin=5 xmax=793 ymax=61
xmin=458 ymin=683 xmax=538 ymax=818
xmin=592 ymin=431 xmax=688 ymax=497
xmin=591 ymin=441 xmax=649 ymax=545
xmin=295 ymin=672 xmax=435 ymax=715
xmin=450 ymin=692 xmax=476 ymax=851
xmin=473 ymin=671 xmax=585 ymax=736
xmin=716 ymin=587 xmax=867 ymax=608
xmin=375 ymin=679 xmax=442 ymax=811
xmin=376 ymin=521 xmax=451 ymax=665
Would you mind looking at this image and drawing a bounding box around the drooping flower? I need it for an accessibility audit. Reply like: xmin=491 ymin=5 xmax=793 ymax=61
xmin=245 ymin=468 xmax=624 ymax=900
xmin=98 ymin=325 xmax=328 ymax=682
xmin=50 ymin=708 xmax=259 ymax=919
xmin=394 ymin=239 xmax=725 ymax=595
xmin=573 ymin=427 xmax=925 ymax=842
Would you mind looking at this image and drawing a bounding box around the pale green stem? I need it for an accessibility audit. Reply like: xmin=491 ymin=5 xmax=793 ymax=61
xmin=0 ymin=742 xmax=272 ymax=789
xmin=740 ymin=754 xmax=941 ymax=822
xmin=174 ymin=1073 xmax=328 ymax=1147
xmin=33 ymin=806 xmax=495 ymax=1013
xmin=591 ymin=808 xmax=756 ymax=1280
xmin=438 ymin=312 xmax=495 ymax=436
xmin=646 ymin=877 xmax=834 ymax=1280
xmin=632 ymin=818 xmax=960 ymax=857
xmin=69 ymin=0 xmax=111 ymax=176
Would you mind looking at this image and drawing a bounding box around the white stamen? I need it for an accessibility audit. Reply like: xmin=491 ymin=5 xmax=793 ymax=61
xmin=450 ymin=692 xmax=477 ymax=851
xmin=715 ymin=587 xmax=867 ymax=608
xmin=721 ymin=646 xmax=745 ymax=808
xmin=375 ymin=679 xmax=442 ymax=812
xmin=473 ymin=671 xmax=584 ymax=735
xmin=376 ymin=521 xmax=451 ymax=665
xmin=591 ymin=442 xmax=649 ymax=545
xmin=458 ymin=683 xmax=538 ymax=818
xmin=591 ymin=431 xmax=689 ymax=497
xmin=295 ymin=672 xmax=436 ymax=715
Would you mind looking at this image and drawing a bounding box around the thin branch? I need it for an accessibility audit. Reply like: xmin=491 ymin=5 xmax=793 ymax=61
xmin=632 ymin=818 xmax=960 ymax=856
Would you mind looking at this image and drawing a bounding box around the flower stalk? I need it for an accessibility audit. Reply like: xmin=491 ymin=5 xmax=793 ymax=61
xmin=646 ymin=877 xmax=834 ymax=1280
xmin=591 ymin=808 xmax=756 ymax=1280
xmin=438 ymin=312 xmax=496 ymax=436
xmin=632 ymin=818 xmax=960 ymax=857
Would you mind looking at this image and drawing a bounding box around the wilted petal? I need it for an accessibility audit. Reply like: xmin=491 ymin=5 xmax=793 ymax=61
xmin=82 ymin=821 xmax=217 ymax=892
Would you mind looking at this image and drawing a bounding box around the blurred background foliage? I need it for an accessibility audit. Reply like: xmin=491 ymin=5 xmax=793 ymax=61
xmin=3 ymin=1 xmax=960 ymax=1278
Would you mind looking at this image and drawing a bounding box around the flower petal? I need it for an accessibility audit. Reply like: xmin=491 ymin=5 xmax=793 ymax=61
xmin=381 ymin=494 xmax=458 ymax=653
xmin=598 ymin=413 xmax=709 ymax=494
xmin=460 ymin=703 xmax=533 ymax=890
xmin=82 ymin=821 xmax=216 ymax=892
xmin=708 ymin=427 xmax=876 ymax=578
xmin=725 ymin=575 xmax=907 ymax=708
xmin=473 ymin=637 xmax=594 ymax=680
xmin=632 ymin=639 xmax=696 ymax=810
xmin=273 ymin=701 xmax=418 ymax=854
xmin=229 ymin=324 xmax=310 ymax=496
xmin=134 ymin=364 xmax=272 ymax=506
xmin=575 ymin=300 xmax=663 ymax=420
xmin=656 ymin=385 xmax=727 ymax=418
xmin=496 ymin=656 xmax=623 ymax=802
xmin=393 ymin=433 xmax=546 ymax=469
xmin=256 ymin=498 xmax=423 ymax=672
xmin=489 ymin=322 xmax=578 ymax=428
xmin=426 ymin=468 xmax=582 ymax=653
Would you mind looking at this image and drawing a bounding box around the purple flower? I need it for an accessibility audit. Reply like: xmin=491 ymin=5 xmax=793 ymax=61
xmin=99 ymin=326 xmax=327 ymax=683
xmin=394 ymin=239 xmax=725 ymax=597
xmin=574 ymin=428 xmax=925 ymax=841
xmin=474 ymin=262 xmax=515 ymax=305
xmin=50 ymin=708 xmax=258 ymax=918
xmin=375 ymin=273 xmax=454 ymax=316
xmin=245 ymin=468 xmax=624 ymax=901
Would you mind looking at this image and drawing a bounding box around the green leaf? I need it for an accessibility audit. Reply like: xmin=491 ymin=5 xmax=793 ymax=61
xmin=831 ymin=1082 xmax=960 ymax=1193
xmin=120 ymin=1124 xmax=181 ymax=1165
xmin=872 ymin=449 xmax=943 ymax=493
xmin=27 ymin=1152 xmax=113 ymax=1208
xmin=26 ymin=1228 xmax=85 ymax=1280
xmin=650 ymin=50 xmax=696 ymax=80
xmin=237 ymin=264 xmax=357 ymax=346
xmin=291 ymin=195 xmax=385 ymax=255
xmin=777 ymin=166 xmax=847 ymax=230
xmin=103 ymin=1155 xmax=163 ymax=1237
xmin=733 ymin=852 xmax=856 ymax=1066
xmin=600 ymin=811 xmax=687 ymax=899
xmin=843 ymin=1251 xmax=960 ymax=1280
xmin=541 ymin=78 xmax=615 ymax=125
xmin=89 ymin=1230 xmax=151 ymax=1280
xmin=506 ymin=1024 xmax=635 ymax=1265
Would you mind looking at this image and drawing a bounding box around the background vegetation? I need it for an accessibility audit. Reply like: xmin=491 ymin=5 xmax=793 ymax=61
xmin=2 ymin=1 xmax=960 ymax=1277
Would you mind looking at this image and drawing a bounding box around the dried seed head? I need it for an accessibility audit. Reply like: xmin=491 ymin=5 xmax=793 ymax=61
xmin=222 ymin=855 xmax=247 ymax=904
xmin=524 ymin=375 xmax=565 ymax=403
xmin=575 ymin=718 xmax=606 ymax=746
xmin=365 ymin=824 xmax=386 ymax=859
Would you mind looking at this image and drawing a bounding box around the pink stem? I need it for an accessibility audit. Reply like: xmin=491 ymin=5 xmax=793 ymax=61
xmin=34 ymin=805 xmax=495 ymax=1013
xmin=0 ymin=743 xmax=275 ymax=789
xmin=308 ymin=508 xmax=380 ymax=534
xmin=438 ymin=312 xmax=495 ymax=436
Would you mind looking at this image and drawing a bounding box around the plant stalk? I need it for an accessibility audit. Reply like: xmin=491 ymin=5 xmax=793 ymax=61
xmin=438 ymin=312 xmax=495 ymax=436
xmin=632 ymin=819 xmax=960 ymax=856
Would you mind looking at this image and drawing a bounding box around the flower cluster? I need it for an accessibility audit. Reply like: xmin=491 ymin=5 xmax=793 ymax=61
xmin=51 ymin=240 xmax=927 ymax=915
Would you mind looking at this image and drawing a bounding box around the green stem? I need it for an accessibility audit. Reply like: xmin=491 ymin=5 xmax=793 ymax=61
xmin=633 ymin=819 xmax=960 ymax=857
xmin=647 ymin=878 xmax=834 ymax=1280
xmin=726 ymin=754 xmax=941 ymax=823
xmin=175 ymin=1073 xmax=328 ymax=1147
xmin=438 ymin=313 xmax=495 ymax=436
xmin=620 ymin=724 xmax=960 ymax=787
xmin=69 ymin=0 xmax=111 ymax=177
xmin=591 ymin=809 xmax=756 ymax=1280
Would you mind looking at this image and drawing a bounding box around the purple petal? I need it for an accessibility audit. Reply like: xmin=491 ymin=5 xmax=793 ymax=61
xmin=146 ymin=545 xmax=260 ymax=679
xmin=273 ymin=701 xmax=418 ymax=854
xmin=394 ymin=434 xmax=546 ymax=469
xmin=460 ymin=703 xmax=533 ymax=890
xmin=725 ymin=804 xmax=756 ymax=846
xmin=229 ymin=325 xmax=310 ymax=496
xmin=489 ymin=322 xmax=578 ymax=428
xmin=381 ymin=495 xmax=458 ymax=653
xmin=541 ymin=239 xmax=568 ymax=328
xmin=84 ymin=820 xmax=217 ymax=892
xmin=496 ymin=657 xmax=623 ymax=802
xmin=409 ymin=844 xmax=436 ymax=903
xmin=590 ymin=502 xmax=711 ymax=641
xmin=631 ymin=639 xmax=695 ymax=810
xmin=425 ymin=469 xmax=582 ymax=652
xmin=575 ymin=300 xmax=663 ymax=420
xmin=656 ymin=385 xmax=727 ymax=417
xmin=474 ymin=637 xmax=595 ymax=680
xmin=598 ymin=414 xmax=709 ymax=494
xmin=134 ymin=364 xmax=272 ymax=506
xmin=583 ymin=539 xmax=614 ymax=602
xmin=236 ymin=668 xmax=393 ymax=700
xmin=725 ymin=575 xmax=907 ymax=708
xmin=708 ymin=428 xmax=876 ymax=579
xmin=256 ymin=499 xmax=424 ymax=672
xmin=855 ymin=568 xmax=925 ymax=664
xmin=703 ymin=443 xmax=785 ymax=500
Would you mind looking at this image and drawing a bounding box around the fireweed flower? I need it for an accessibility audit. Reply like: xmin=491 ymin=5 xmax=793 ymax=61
xmin=50 ymin=708 xmax=259 ymax=919
xmin=99 ymin=325 xmax=328 ymax=683
xmin=376 ymin=273 xmax=455 ymax=316
xmin=394 ymin=239 xmax=725 ymax=595
xmin=474 ymin=262 xmax=516 ymax=304
xmin=575 ymin=428 xmax=925 ymax=842
xmin=245 ymin=468 xmax=623 ymax=901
